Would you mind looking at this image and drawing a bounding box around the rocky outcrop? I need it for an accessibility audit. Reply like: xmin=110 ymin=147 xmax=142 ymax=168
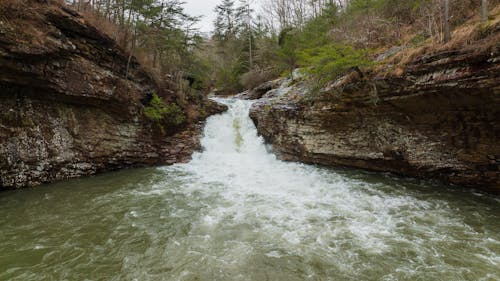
xmin=235 ymin=79 xmax=283 ymax=100
xmin=250 ymin=33 xmax=500 ymax=193
xmin=0 ymin=2 xmax=226 ymax=188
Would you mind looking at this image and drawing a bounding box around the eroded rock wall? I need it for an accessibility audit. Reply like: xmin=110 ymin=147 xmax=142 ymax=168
xmin=250 ymin=40 xmax=500 ymax=193
xmin=0 ymin=2 xmax=225 ymax=188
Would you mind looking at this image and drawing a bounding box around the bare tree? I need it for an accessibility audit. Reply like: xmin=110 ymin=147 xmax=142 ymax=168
xmin=244 ymin=0 xmax=253 ymax=69
xmin=482 ymin=0 xmax=488 ymax=22
xmin=444 ymin=0 xmax=450 ymax=43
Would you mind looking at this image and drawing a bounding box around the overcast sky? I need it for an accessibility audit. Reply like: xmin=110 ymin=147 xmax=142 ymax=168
xmin=183 ymin=0 xmax=262 ymax=34
xmin=183 ymin=0 xmax=222 ymax=33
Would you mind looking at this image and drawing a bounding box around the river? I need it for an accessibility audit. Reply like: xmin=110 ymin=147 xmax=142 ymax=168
xmin=0 ymin=98 xmax=499 ymax=280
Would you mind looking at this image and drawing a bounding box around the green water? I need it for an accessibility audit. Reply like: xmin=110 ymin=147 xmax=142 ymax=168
xmin=0 ymin=99 xmax=499 ymax=280
xmin=1 ymin=168 xmax=499 ymax=281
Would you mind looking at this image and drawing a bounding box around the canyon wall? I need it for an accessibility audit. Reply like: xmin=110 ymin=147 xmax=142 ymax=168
xmin=250 ymin=30 xmax=500 ymax=193
xmin=0 ymin=2 xmax=225 ymax=188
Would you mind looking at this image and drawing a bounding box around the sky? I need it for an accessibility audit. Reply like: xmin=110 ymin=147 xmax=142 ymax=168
xmin=183 ymin=0 xmax=263 ymax=34
xmin=183 ymin=0 xmax=222 ymax=33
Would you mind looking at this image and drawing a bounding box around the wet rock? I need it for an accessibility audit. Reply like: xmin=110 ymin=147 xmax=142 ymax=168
xmin=0 ymin=2 xmax=226 ymax=189
xmin=250 ymin=40 xmax=500 ymax=193
xmin=235 ymin=79 xmax=283 ymax=100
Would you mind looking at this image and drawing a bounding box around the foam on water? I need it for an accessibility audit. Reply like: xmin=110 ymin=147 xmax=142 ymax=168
xmin=157 ymin=98 xmax=500 ymax=280
xmin=0 ymin=98 xmax=498 ymax=281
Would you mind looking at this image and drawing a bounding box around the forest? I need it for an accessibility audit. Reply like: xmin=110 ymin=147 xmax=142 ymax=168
xmin=60 ymin=0 xmax=496 ymax=95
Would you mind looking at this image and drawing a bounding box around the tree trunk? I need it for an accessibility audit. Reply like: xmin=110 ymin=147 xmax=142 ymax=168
xmin=105 ymin=0 xmax=110 ymax=20
xmin=247 ymin=0 xmax=253 ymax=69
xmin=126 ymin=15 xmax=138 ymax=80
xmin=444 ymin=0 xmax=450 ymax=43
xmin=482 ymin=0 xmax=488 ymax=22
xmin=153 ymin=50 xmax=157 ymax=69
xmin=120 ymin=0 xmax=126 ymax=27
xmin=121 ymin=8 xmax=133 ymax=47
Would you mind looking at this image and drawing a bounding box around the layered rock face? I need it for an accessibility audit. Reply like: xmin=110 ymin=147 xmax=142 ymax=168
xmin=0 ymin=2 xmax=225 ymax=188
xmin=250 ymin=36 xmax=500 ymax=193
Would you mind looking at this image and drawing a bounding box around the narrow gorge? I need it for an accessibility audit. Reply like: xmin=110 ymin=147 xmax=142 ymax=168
xmin=0 ymin=0 xmax=499 ymax=280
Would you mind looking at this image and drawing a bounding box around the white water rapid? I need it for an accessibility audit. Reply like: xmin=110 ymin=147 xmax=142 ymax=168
xmin=1 ymin=98 xmax=498 ymax=281
xmin=158 ymin=98 xmax=500 ymax=280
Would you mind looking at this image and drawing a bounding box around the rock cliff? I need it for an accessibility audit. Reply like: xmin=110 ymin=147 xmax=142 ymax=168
xmin=250 ymin=24 xmax=500 ymax=193
xmin=0 ymin=1 xmax=226 ymax=188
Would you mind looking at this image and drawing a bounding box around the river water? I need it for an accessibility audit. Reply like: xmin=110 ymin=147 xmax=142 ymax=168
xmin=1 ymin=99 xmax=499 ymax=281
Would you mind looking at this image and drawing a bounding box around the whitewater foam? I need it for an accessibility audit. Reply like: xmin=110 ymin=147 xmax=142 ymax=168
xmin=157 ymin=98 xmax=499 ymax=279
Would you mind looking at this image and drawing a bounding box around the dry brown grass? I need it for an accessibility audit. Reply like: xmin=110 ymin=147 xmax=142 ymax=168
xmin=335 ymin=0 xmax=499 ymax=79
xmin=185 ymin=105 xmax=198 ymax=122
xmin=443 ymin=4 xmax=500 ymax=50
xmin=374 ymin=3 xmax=500 ymax=77
xmin=0 ymin=0 xmax=29 ymax=19
xmin=240 ymin=68 xmax=276 ymax=89
xmin=78 ymin=8 xmax=120 ymax=40
xmin=69 ymin=3 xmax=163 ymax=86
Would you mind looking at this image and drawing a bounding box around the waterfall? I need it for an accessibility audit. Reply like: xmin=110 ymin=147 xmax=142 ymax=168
xmin=0 ymin=98 xmax=498 ymax=280
xmin=158 ymin=98 xmax=500 ymax=279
